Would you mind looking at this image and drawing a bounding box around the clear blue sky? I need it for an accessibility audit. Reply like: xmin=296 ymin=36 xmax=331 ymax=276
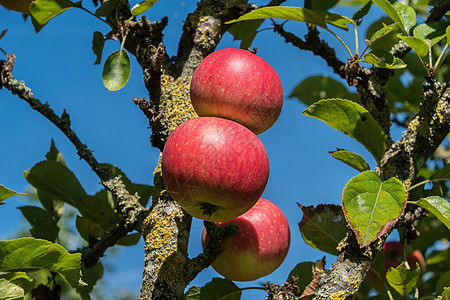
xmin=0 ymin=1 xmax=392 ymax=298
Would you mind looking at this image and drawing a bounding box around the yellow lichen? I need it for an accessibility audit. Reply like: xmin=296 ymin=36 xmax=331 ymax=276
xmin=330 ymin=291 xmax=347 ymax=300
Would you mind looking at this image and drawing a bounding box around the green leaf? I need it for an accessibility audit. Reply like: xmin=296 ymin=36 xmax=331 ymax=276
xmin=365 ymin=50 xmax=407 ymax=69
xmin=77 ymin=194 xmax=117 ymax=231
xmin=447 ymin=26 xmax=450 ymax=44
xmin=29 ymin=0 xmax=76 ymax=33
xmin=117 ymin=233 xmax=141 ymax=246
xmin=431 ymin=164 xmax=450 ymax=180
xmin=102 ymin=50 xmax=131 ymax=91
xmin=342 ymin=171 xmax=407 ymax=247
xmin=37 ymin=190 xmax=64 ymax=222
xmin=310 ymin=0 xmax=339 ymax=11
xmin=0 ymin=278 xmax=24 ymax=300
xmin=226 ymin=7 xmax=328 ymax=30
xmin=413 ymin=21 xmax=449 ymax=47
xmin=45 ymin=140 xmax=66 ymax=165
xmin=76 ymin=215 xmax=105 ymax=242
xmin=368 ymin=23 xmax=397 ymax=44
xmin=0 ymin=185 xmax=25 ymax=204
xmin=385 ymin=262 xmax=421 ymax=296
xmin=19 ymin=206 xmax=59 ymax=242
xmin=398 ymin=35 xmax=429 ymax=58
xmin=299 ymin=204 xmax=347 ymax=255
xmin=393 ymin=1 xmax=416 ymax=33
xmin=366 ymin=17 xmax=401 ymax=52
xmin=131 ymin=0 xmax=159 ymax=16
xmin=329 ymin=149 xmax=370 ymax=172
xmin=443 ymin=287 xmax=450 ymax=300
xmin=371 ymin=0 xmax=404 ymax=33
xmin=0 ymin=238 xmax=82 ymax=287
xmin=417 ymin=196 xmax=450 ymax=230
xmin=302 ymin=98 xmax=387 ymax=162
xmin=101 ymin=163 xmax=135 ymax=193
xmin=352 ymin=1 xmax=372 ymax=22
xmin=184 ymin=278 xmax=241 ymax=300
xmin=290 ymin=76 xmax=358 ymax=106
xmin=133 ymin=184 xmax=153 ymax=207
xmin=227 ymin=20 xmax=263 ymax=50
xmin=436 ymin=271 xmax=450 ymax=295
xmin=0 ymin=272 xmax=35 ymax=294
xmin=287 ymin=262 xmax=314 ymax=295
xmin=78 ymin=262 xmax=103 ymax=294
xmin=95 ymin=0 xmax=119 ymax=17
xmin=0 ymin=29 xmax=7 ymax=40
xmin=23 ymin=160 xmax=86 ymax=208
xmin=321 ymin=13 xmax=353 ymax=30
xmin=92 ymin=31 xmax=105 ymax=65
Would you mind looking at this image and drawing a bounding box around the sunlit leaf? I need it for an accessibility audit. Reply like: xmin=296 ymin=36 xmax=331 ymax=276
xmin=0 ymin=272 xmax=34 ymax=294
xmin=102 ymin=50 xmax=131 ymax=91
xmin=92 ymin=31 xmax=105 ymax=65
xmin=447 ymin=26 xmax=450 ymax=44
xmin=371 ymin=0 xmax=404 ymax=33
xmin=0 ymin=279 xmax=23 ymax=300
xmin=30 ymin=0 xmax=75 ymax=33
xmin=393 ymin=1 xmax=416 ymax=33
xmin=320 ymin=12 xmax=353 ymax=30
xmin=365 ymin=50 xmax=407 ymax=69
xmin=414 ymin=21 xmax=449 ymax=47
xmin=227 ymin=20 xmax=263 ymax=50
xmin=436 ymin=271 xmax=450 ymax=295
xmin=398 ymin=35 xmax=429 ymax=58
xmin=19 ymin=206 xmax=59 ymax=242
xmin=342 ymin=171 xmax=407 ymax=247
xmin=329 ymin=149 xmax=370 ymax=172
xmin=0 ymin=238 xmax=82 ymax=287
xmin=368 ymin=23 xmax=397 ymax=44
xmin=131 ymin=0 xmax=159 ymax=16
xmin=226 ymin=6 xmax=328 ymax=30
xmin=385 ymin=262 xmax=420 ymax=296
xmin=184 ymin=278 xmax=241 ymax=299
xmin=417 ymin=196 xmax=450 ymax=230
xmin=0 ymin=185 xmax=25 ymax=204
xmin=299 ymin=204 xmax=347 ymax=255
xmin=302 ymin=98 xmax=387 ymax=162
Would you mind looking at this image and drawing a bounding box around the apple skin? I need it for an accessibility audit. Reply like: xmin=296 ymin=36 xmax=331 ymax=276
xmin=0 ymin=0 xmax=34 ymax=13
xmin=161 ymin=117 xmax=270 ymax=222
xmin=190 ymin=48 xmax=283 ymax=135
xmin=202 ymin=198 xmax=290 ymax=281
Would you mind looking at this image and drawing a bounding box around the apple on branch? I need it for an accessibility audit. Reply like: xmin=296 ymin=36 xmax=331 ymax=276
xmin=190 ymin=48 xmax=283 ymax=135
xmin=202 ymin=198 xmax=290 ymax=281
xmin=161 ymin=117 xmax=270 ymax=222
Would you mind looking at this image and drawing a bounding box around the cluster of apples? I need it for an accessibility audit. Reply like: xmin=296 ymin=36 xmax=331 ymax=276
xmin=161 ymin=48 xmax=290 ymax=281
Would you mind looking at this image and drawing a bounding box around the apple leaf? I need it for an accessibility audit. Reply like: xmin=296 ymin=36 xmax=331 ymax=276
xmin=0 ymin=238 xmax=83 ymax=288
xmin=329 ymin=149 xmax=370 ymax=172
xmin=92 ymin=31 xmax=105 ymax=65
xmin=0 ymin=278 xmax=24 ymax=300
xmin=23 ymin=160 xmax=86 ymax=208
xmin=364 ymin=50 xmax=407 ymax=69
xmin=385 ymin=262 xmax=421 ymax=296
xmin=117 ymin=233 xmax=141 ymax=246
xmin=320 ymin=12 xmax=353 ymax=30
xmin=447 ymin=26 xmax=450 ymax=44
xmin=417 ymin=196 xmax=450 ymax=230
xmin=226 ymin=6 xmax=328 ymax=30
xmin=443 ymin=287 xmax=450 ymax=300
xmin=371 ymin=0 xmax=405 ymax=34
xmin=0 ymin=29 xmax=7 ymax=40
xmin=30 ymin=0 xmax=76 ymax=33
xmin=184 ymin=278 xmax=241 ymax=300
xmin=430 ymin=163 xmax=450 ymax=180
xmin=0 ymin=185 xmax=25 ymax=204
xmin=368 ymin=23 xmax=397 ymax=44
xmin=77 ymin=194 xmax=117 ymax=231
xmin=298 ymin=204 xmax=348 ymax=255
xmin=302 ymin=98 xmax=387 ymax=162
xmin=413 ymin=21 xmax=449 ymax=47
xmin=19 ymin=206 xmax=60 ymax=242
xmin=0 ymin=272 xmax=35 ymax=294
xmin=392 ymin=1 xmax=416 ymax=33
xmin=287 ymin=261 xmax=314 ymax=296
xmin=436 ymin=271 xmax=450 ymax=295
xmin=290 ymin=76 xmax=359 ymax=106
xmin=102 ymin=50 xmax=131 ymax=91
xmin=131 ymin=0 xmax=159 ymax=16
xmin=76 ymin=215 xmax=105 ymax=242
xmin=227 ymin=20 xmax=263 ymax=50
xmin=352 ymin=1 xmax=372 ymax=22
xmin=342 ymin=171 xmax=407 ymax=247
xmin=397 ymin=35 xmax=429 ymax=58
xmin=95 ymin=0 xmax=119 ymax=17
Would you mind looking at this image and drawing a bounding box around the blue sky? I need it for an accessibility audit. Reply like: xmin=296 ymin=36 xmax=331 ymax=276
xmin=0 ymin=1 xmax=392 ymax=298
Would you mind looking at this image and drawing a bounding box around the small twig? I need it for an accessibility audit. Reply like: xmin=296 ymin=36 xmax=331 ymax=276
xmin=145 ymin=42 xmax=165 ymax=106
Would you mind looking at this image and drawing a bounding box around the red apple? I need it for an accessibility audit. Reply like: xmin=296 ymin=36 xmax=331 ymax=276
xmin=190 ymin=48 xmax=283 ymax=135
xmin=202 ymin=198 xmax=290 ymax=281
xmin=161 ymin=117 xmax=270 ymax=222
xmin=0 ymin=0 xmax=34 ymax=13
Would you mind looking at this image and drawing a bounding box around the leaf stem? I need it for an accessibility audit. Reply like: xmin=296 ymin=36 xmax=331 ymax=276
xmin=353 ymin=22 xmax=359 ymax=57
xmin=434 ymin=43 xmax=449 ymax=71
xmin=406 ymin=178 xmax=450 ymax=192
xmin=326 ymin=29 xmax=354 ymax=59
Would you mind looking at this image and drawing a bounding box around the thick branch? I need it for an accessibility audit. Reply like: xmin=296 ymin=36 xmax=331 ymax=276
xmin=426 ymin=0 xmax=450 ymax=23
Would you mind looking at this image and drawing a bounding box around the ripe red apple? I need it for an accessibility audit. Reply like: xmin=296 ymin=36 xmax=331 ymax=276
xmin=190 ymin=48 xmax=283 ymax=135
xmin=161 ymin=117 xmax=270 ymax=222
xmin=0 ymin=0 xmax=34 ymax=13
xmin=202 ymin=198 xmax=290 ymax=281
